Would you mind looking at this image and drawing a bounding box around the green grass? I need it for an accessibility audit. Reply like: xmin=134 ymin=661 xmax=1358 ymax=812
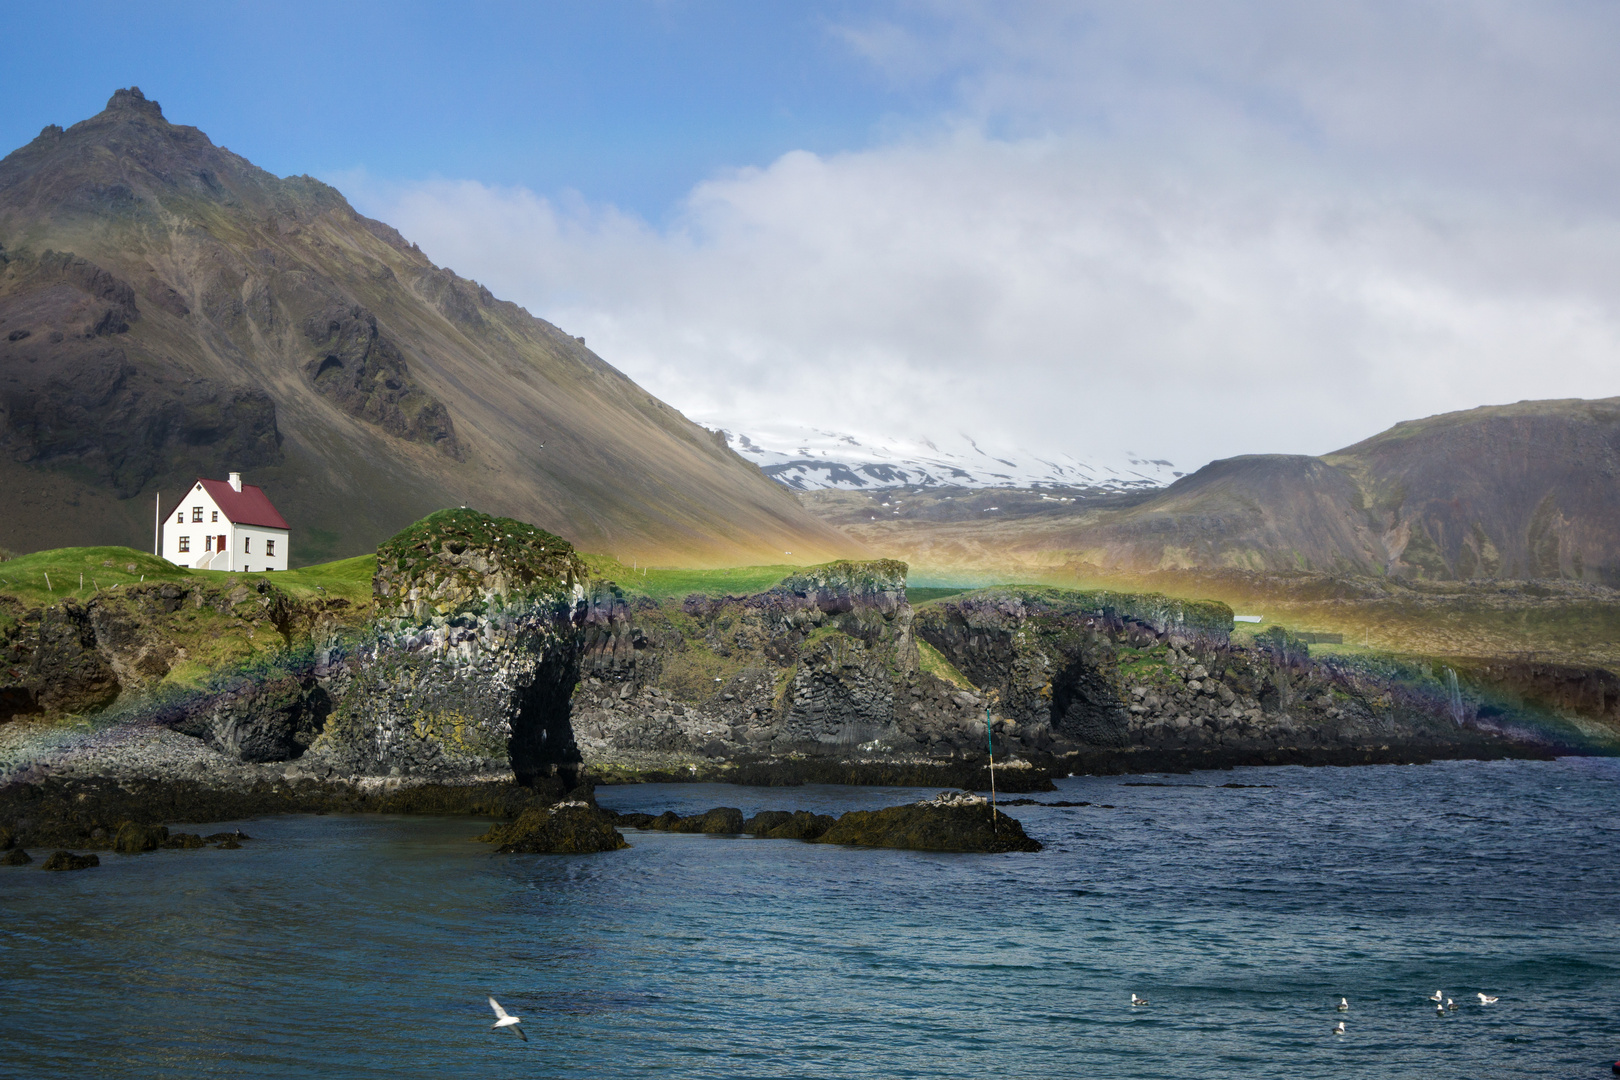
xmin=917 ymin=639 xmax=975 ymax=690
xmin=0 ymin=546 xmax=377 ymax=608
xmin=908 ymin=586 xmax=970 ymax=605
xmin=579 ymin=554 xmax=798 ymax=602
xmin=0 ymin=546 xmax=190 ymax=609
xmin=246 ymin=554 xmax=376 ymax=603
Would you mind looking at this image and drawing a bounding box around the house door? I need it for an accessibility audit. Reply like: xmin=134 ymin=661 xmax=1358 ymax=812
xmin=218 ymin=534 xmax=227 ymax=552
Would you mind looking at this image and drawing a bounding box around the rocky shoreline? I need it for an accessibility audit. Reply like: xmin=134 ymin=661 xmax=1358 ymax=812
xmin=0 ymin=509 xmax=1601 ymax=863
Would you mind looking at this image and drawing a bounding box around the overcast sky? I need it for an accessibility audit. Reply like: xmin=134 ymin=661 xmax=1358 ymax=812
xmin=9 ymin=2 xmax=1620 ymax=470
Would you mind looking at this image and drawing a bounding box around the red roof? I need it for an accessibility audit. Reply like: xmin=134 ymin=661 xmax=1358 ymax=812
xmin=185 ymin=478 xmax=290 ymax=530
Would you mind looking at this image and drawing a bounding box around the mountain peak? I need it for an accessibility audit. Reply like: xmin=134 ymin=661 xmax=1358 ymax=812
xmin=104 ymin=86 xmax=165 ymax=120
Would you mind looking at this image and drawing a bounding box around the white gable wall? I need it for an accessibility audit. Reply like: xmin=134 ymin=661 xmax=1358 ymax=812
xmin=161 ymin=482 xmax=289 ymax=573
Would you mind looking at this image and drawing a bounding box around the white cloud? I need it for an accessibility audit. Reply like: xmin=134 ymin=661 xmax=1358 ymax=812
xmin=339 ymin=3 xmax=1620 ymax=473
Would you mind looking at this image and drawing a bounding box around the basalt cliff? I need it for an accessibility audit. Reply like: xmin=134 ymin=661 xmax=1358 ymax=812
xmin=2 ymin=511 xmax=1591 ymax=803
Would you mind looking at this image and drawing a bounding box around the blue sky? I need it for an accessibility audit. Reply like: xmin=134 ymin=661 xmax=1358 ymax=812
xmin=5 ymin=1 xmax=919 ymax=219
xmin=7 ymin=3 xmax=1620 ymax=471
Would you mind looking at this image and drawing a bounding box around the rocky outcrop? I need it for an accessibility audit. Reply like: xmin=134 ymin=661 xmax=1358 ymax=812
xmin=307 ymin=509 xmax=590 ymax=783
xmin=41 ymin=850 xmax=98 ymax=870
xmin=0 ymin=574 xmax=359 ymax=725
xmin=301 ymin=305 xmax=460 ymax=458
xmin=814 ymin=796 xmax=1042 ymax=853
xmin=475 ymin=803 xmax=627 ymax=854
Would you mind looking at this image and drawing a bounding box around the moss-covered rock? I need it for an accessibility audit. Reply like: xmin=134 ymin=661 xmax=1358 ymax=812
xmin=112 ymin=821 xmax=169 ymax=854
xmin=476 ymin=804 xmax=627 ymax=854
xmin=1 ymin=847 xmax=31 ymax=865
xmin=745 ymin=809 xmax=835 ymax=839
xmin=41 ymin=850 xmax=99 ymax=871
xmin=312 ymin=509 xmax=590 ymax=783
xmin=372 ymin=508 xmax=586 ymax=619
xmin=656 ymin=806 xmax=745 ymax=834
xmin=814 ymin=800 xmax=1041 ymax=853
xmin=161 ymin=832 xmax=208 ymax=849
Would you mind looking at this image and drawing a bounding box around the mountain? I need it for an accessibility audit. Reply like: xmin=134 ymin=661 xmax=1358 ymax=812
xmin=710 ymin=422 xmax=1180 ymax=492
xmin=805 ymin=398 xmax=1620 ymax=585
xmin=0 ymin=88 xmax=855 ymax=566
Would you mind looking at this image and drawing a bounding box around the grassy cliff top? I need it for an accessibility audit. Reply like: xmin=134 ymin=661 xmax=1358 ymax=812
xmin=373 ymin=509 xmax=586 ymax=614
xmin=0 ymin=546 xmax=376 ymax=612
xmin=579 ymin=555 xmax=801 ymax=602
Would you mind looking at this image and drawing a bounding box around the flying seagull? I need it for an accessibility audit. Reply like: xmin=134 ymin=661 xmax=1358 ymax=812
xmin=1477 ymin=993 xmax=1499 ymax=1005
xmin=488 ymin=997 xmax=526 ymax=1041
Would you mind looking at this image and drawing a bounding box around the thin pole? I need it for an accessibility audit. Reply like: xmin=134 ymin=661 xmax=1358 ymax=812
xmin=984 ymin=706 xmax=998 ymax=832
xmin=154 ymin=492 xmax=160 ymax=555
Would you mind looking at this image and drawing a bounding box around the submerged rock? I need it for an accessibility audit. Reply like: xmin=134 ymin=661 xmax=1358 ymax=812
xmin=814 ymin=801 xmax=1041 ymax=853
xmin=2 ymin=848 xmax=32 ymax=866
xmin=41 ymin=850 xmax=100 ymax=871
xmin=477 ymin=804 xmax=627 ymax=854
xmin=161 ymin=833 xmax=208 ymax=849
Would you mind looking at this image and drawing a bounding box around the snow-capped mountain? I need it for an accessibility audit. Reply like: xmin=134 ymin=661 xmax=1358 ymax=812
xmin=704 ymin=422 xmax=1181 ymax=492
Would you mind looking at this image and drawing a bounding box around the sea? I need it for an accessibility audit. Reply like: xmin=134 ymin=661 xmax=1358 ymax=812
xmin=2 ymin=757 xmax=1617 ymax=1079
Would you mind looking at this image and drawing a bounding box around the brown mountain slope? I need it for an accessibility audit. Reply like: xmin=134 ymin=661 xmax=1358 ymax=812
xmin=0 ymin=88 xmax=855 ymax=566
xmin=805 ymin=398 xmax=1620 ymax=585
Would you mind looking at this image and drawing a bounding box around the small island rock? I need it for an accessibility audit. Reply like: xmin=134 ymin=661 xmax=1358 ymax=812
xmin=477 ymin=804 xmax=628 ymax=854
xmin=42 ymin=851 xmax=100 ymax=871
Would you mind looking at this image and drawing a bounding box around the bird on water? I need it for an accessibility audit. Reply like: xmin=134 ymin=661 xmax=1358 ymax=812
xmin=1337 ymin=997 xmax=1349 ymax=1012
xmin=1130 ymin=994 xmax=1149 ymax=1007
xmin=1476 ymin=993 xmax=1498 ymax=1005
xmin=1332 ymin=1021 xmax=1345 ymax=1036
xmin=1428 ymin=990 xmax=1444 ymax=1003
xmin=488 ymin=997 xmax=526 ymax=1041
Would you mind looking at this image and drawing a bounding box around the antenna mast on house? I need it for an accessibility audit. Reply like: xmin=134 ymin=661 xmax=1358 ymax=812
xmin=153 ymin=491 xmax=160 ymax=555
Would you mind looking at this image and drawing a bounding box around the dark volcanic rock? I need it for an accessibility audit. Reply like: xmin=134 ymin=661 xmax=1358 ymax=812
xmin=476 ymin=804 xmax=627 ymax=854
xmin=744 ymin=809 xmax=836 ymax=840
xmin=814 ymin=799 xmax=1042 ymax=853
xmin=659 ymin=806 xmax=745 ymax=834
xmin=112 ymin=821 xmax=168 ymax=853
xmin=41 ymin=850 xmax=99 ymax=871
xmin=161 ymin=832 xmax=207 ymax=849
xmin=301 ymin=304 xmax=460 ymax=457
xmin=311 ymin=509 xmax=590 ymax=782
xmin=1 ymin=847 xmax=31 ymax=865
xmin=200 ymin=674 xmax=331 ymax=762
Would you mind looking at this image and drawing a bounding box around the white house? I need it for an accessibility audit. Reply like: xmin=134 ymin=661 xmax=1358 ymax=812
xmin=161 ymin=472 xmax=290 ymax=572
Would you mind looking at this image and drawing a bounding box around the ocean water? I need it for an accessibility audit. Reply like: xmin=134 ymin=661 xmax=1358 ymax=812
xmin=2 ymin=758 xmax=1618 ymax=1079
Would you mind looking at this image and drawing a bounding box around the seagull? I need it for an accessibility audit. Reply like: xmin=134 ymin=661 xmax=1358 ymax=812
xmin=1332 ymin=1021 xmax=1346 ymax=1036
xmin=1337 ymin=997 xmax=1349 ymax=1012
xmin=1477 ymin=993 xmax=1498 ymax=1005
xmin=488 ymin=997 xmax=526 ymax=1041
xmin=1428 ymin=990 xmax=1444 ymax=1003
xmin=1446 ymin=998 xmax=1457 ymax=1011
xmin=1436 ymin=1003 xmax=1446 ymax=1016
xmin=1130 ymin=993 xmax=1149 ymax=1007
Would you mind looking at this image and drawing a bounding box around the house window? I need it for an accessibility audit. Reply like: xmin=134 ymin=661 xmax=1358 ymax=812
xmin=179 ymin=537 xmax=191 ymax=553
xmin=192 ymin=506 xmax=203 ymax=522
xmin=175 ymin=512 xmax=184 ymax=524
xmin=244 ymin=537 xmax=251 ymax=553
xmin=203 ymin=535 xmax=212 ymax=552
xmin=211 ymin=511 xmax=219 ymax=522
xmin=267 ymin=539 xmax=275 ymax=556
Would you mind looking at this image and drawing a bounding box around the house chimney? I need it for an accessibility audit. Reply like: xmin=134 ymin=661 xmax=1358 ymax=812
xmin=229 ymin=472 xmax=242 ymax=492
